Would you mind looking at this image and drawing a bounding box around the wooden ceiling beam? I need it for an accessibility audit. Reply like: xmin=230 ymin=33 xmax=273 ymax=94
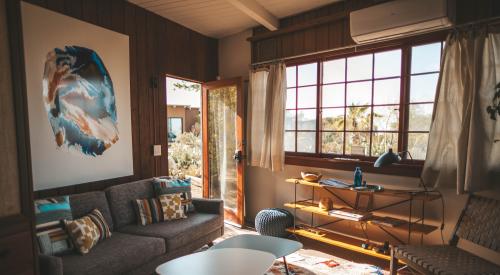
xmin=225 ymin=0 xmax=279 ymax=31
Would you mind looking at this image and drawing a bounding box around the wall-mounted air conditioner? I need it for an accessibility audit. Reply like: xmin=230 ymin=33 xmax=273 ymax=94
xmin=350 ymin=0 xmax=455 ymax=44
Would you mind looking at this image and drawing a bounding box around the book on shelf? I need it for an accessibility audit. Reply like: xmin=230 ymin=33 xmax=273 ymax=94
xmin=319 ymin=178 xmax=352 ymax=189
xmin=369 ymin=216 xmax=405 ymax=227
xmin=328 ymin=208 xmax=372 ymax=221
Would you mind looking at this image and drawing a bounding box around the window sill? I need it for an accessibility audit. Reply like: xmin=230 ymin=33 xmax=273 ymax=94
xmin=284 ymin=154 xmax=423 ymax=178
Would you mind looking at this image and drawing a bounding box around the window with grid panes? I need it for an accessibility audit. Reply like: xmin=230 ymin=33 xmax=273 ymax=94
xmin=284 ymin=41 xmax=444 ymax=161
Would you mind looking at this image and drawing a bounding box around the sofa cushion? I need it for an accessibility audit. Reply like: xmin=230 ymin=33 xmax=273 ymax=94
xmin=105 ymin=179 xmax=154 ymax=229
xmin=34 ymin=196 xmax=74 ymax=256
xmin=119 ymin=213 xmax=223 ymax=251
xmin=70 ymin=191 xmax=114 ymax=231
xmin=61 ymin=232 xmax=165 ymax=275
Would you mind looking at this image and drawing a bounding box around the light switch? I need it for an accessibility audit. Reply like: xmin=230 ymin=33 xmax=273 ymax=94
xmin=153 ymin=145 xmax=162 ymax=156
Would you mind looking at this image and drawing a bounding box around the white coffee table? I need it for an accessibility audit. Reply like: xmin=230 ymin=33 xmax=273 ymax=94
xmin=155 ymin=248 xmax=275 ymax=275
xmin=210 ymin=234 xmax=303 ymax=275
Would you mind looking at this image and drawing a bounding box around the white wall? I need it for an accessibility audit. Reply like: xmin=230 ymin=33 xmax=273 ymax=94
xmin=218 ymin=28 xmax=500 ymax=264
xmin=218 ymin=29 xmax=252 ymax=81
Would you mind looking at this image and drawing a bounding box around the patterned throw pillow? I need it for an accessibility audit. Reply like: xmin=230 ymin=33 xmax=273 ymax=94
xmin=87 ymin=209 xmax=112 ymax=240
xmin=34 ymin=196 xmax=74 ymax=255
xmin=159 ymin=193 xmax=187 ymax=221
xmin=65 ymin=209 xmax=112 ymax=255
xmin=134 ymin=198 xmax=164 ymax=226
xmin=153 ymin=177 xmax=194 ymax=213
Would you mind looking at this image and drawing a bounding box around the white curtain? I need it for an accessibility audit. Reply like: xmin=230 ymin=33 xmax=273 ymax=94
xmin=247 ymin=62 xmax=287 ymax=171
xmin=422 ymin=28 xmax=500 ymax=193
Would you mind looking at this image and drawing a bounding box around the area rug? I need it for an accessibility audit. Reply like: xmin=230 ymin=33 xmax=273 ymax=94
xmin=201 ymin=225 xmax=388 ymax=275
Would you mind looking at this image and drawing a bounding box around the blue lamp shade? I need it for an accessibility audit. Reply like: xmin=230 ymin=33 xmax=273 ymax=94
xmin=374 ymin=148 xmax=401 ymax=167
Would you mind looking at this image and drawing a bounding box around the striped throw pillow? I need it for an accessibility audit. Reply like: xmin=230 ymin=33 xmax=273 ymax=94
xmin=87 ymin=209 xmax=111 ymax=240
xmin=34 ymin=196 xmax=74 ymax=256
xmin=134 ymin=198 xmax=164 ymax=226
xmin=153 ymin=177 xmax=194 ymax=213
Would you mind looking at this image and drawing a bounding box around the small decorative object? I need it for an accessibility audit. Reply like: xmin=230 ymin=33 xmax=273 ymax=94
xmin=319 ymin=197 xmax=333 ymax=211
xmin=301 ymin=171 xmax=322 ymax=182
xmin=255 ymin=208 xmax=294 ymax=238
xmin=353 ymin=167 xmax=363 ymax=187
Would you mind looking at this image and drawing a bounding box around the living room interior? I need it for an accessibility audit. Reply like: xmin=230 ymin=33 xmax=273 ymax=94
xmin=1 ymin=0 xmax=500 ymax=274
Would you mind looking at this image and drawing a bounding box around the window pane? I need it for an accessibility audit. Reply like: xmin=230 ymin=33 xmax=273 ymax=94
xmin=408 ymin=133 xmax=429 ymax=160
xmin=373 ymin=106 xmax=399 ymax=131
xmin=347 ymin=54 xmax=373 ymax=81
xmin=322 ymin=108 xmax=344 ymax=131
xmin=323 ymin=58 xmax=345 ymax=83
xmin=346 ymin=132 xmax=369 ymax=156
xmin=298 ymin=63 xmax=317 ymax=86
xmin=411 ymin=42 xmax=441 ymax=74
xmin=297 ymin=109 xmax=317 ymax=130
xmin=286 ymin=66 xmax=296 ymax=87
xmin=346 ymin=107 xmax=371 ymax=131
xmin=285 ymin=110 xmax=296 ymax=130
xmin=286 ymin=88 xmax=296 ymax=109
xmin=374 ymin=78 xmax=400 ymax=105
xmin=347 ymin=81 xmax=372 ymax=106
xmin=297 ymin=86 xmax=317 ymax=108
xmin=322 ymin=132 xmax=343 ymax=154
xmin=409 ymin=103 xmax=433 ymax=131
xmin=371 ymin=132 xmax=398 ymax=157
xmin=410 ymin=73 xmax=438 ymax=103
xmin=322 ymin=84 xmax=345 ymax=107
xmin=374 ymin=49 xmax=401 ymax=78
xmin=297 ymin=132 xmax=316 ymax=153
xmin=284 ymin=132 xmax=296 ymax=152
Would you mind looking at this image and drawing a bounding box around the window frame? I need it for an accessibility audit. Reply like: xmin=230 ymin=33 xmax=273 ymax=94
xmin=283 ymin=32 xmax=447 ymax=177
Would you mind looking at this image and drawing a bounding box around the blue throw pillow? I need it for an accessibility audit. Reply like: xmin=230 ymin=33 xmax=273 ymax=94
xmin=152 ymin=177 xmax=195 ymax=213
xmin=34 ymin=196 xmax=74 ymax=255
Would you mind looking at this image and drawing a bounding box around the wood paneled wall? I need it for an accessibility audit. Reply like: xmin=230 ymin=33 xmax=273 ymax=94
xmin=251 ymin=0 xmax=500 ymax=63
xmin=19 ymin=0 xmax=218 ymax=198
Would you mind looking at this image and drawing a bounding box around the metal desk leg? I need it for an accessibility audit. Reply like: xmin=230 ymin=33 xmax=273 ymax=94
xmin=283 ymin=256 xmax=290 ymax=275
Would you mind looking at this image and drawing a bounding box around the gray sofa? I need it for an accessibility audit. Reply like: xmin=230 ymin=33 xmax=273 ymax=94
xmin=39 ymin=178 xmax=224 ymax=275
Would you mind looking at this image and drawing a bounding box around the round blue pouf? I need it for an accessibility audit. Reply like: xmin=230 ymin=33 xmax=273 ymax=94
xmin=255 ymin=208 xmax=294 ymax=238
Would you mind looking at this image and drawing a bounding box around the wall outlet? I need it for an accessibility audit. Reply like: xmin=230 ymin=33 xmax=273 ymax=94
xmin=153 ymin=145 xmax=162 ymax=156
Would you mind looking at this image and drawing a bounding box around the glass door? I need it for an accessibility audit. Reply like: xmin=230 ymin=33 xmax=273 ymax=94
xmin=202 ymin=78 xmax=245 ymax=226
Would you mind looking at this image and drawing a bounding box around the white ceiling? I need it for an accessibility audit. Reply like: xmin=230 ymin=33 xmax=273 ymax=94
xmin=128 ymin=0 xmax=341 ymax=38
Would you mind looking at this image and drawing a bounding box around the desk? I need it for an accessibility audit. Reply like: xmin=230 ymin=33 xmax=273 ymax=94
xmin=284 ymin=178 xmax=441 ymax=261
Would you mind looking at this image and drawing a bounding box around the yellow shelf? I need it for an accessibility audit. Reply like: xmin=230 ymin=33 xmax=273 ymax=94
xmin=286 ymin=178 xmax=441 ymax=201
xmin=287 ymin=225 xmax=393 ymax=261
xmin=284 ymin=201 xmax=437 ymax=235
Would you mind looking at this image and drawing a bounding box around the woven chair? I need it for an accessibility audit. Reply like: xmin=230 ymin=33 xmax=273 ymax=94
xmin=390 ymin=195 xmax=500 ymax=275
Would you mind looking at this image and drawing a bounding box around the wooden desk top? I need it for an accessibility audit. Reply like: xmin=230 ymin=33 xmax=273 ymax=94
xmin=285 ymin=178 xmax=441 ymax=201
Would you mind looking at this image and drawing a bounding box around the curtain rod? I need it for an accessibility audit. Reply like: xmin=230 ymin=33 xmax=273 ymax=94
xmin=250 ymin=15 xmax=500 ymax=67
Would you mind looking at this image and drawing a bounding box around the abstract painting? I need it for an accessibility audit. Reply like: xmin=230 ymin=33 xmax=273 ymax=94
xmin=43 ymin=46 xmax=118 ymax=156
xmin=21 ymin=2 xmax=134 ymax=191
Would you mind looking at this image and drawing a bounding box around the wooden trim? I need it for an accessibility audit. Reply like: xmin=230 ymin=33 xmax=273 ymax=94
xmin=6 ymin=1 xmax=38 ymax=273
xmin=248 ymin=10 xmax=349 ymax=42
xmin=202 ymin=85 xmax=209 ymax=198
xmin=281 ymin=31 xmax=448 ymax=67
xmin=285 ymin=155 xmax=422 ymax=178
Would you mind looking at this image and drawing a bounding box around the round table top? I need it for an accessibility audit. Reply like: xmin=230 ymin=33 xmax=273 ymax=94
xmin=155 ymin=248 xmax=275 ymax=275
xmin=210 ymin=234 xmax=303 ymax=259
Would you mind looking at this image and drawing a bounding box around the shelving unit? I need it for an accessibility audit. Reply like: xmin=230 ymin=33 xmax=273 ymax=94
xmin=284 ymin=178 xmax=441 ymax=262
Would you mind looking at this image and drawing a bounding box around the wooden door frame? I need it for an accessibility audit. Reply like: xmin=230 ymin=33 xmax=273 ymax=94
xmin=202 ymin=77 xmax=245 ymax=226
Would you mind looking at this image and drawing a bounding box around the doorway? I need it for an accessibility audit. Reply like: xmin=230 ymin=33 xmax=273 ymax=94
xmin=165 ymin=76 xmax=203 ymax=198
xmin=165 ymin=76 xmax=245 ymax=226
